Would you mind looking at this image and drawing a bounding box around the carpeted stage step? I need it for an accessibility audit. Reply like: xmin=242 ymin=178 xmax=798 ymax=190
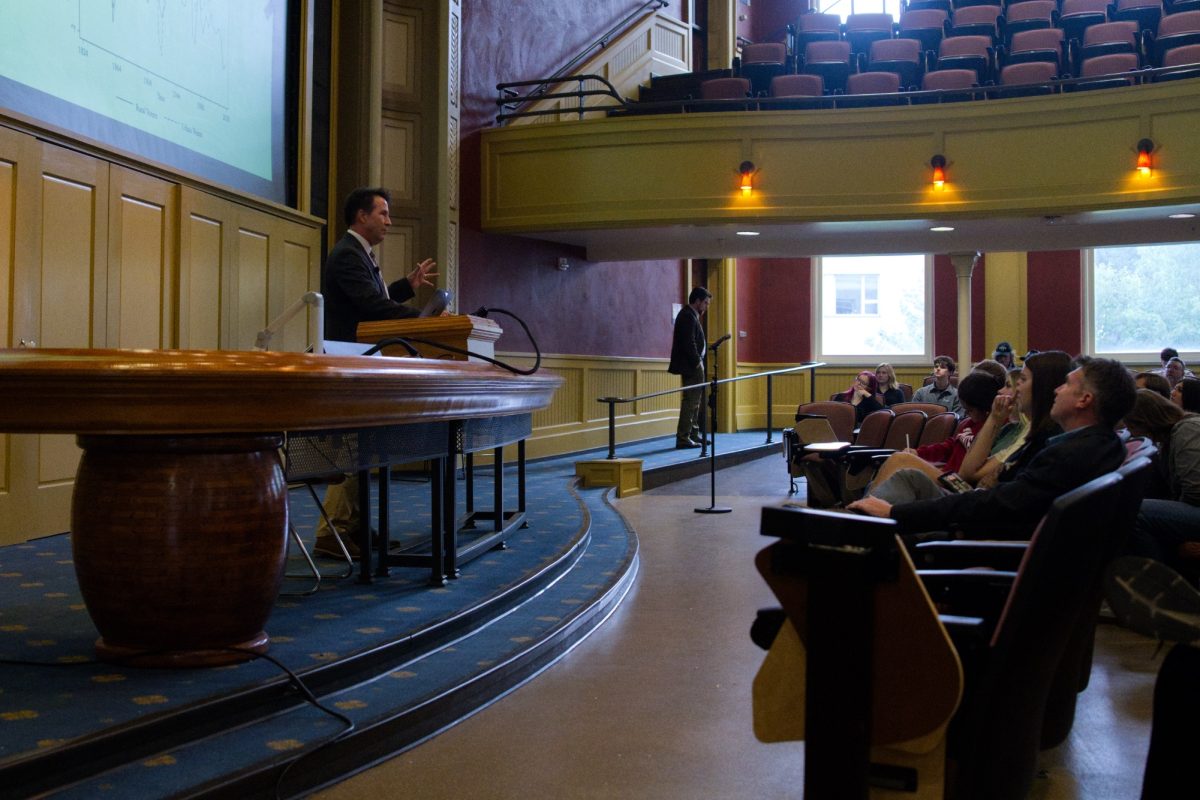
xmin=0 ymin=432 xmax=768 ymax=798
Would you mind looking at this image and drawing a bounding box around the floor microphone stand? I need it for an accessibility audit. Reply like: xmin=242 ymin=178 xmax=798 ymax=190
xmin=695 ymin=338 xmax=732 ymax=514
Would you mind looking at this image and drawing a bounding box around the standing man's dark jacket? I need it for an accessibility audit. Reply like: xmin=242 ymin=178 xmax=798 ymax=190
xmin=890 ymin=424 xmax=1126 ymax=540
xmin=322 ymin=233 xmax=418 ymax=342
xmin=668 ymin=305 xmax=705 ymax=376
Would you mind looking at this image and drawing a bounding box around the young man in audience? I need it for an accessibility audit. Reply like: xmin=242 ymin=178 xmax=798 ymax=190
xmin=911 ymin=355 xmax=961 ymax=416
xmin=848 ymin=358 xmax=1136 ymax=541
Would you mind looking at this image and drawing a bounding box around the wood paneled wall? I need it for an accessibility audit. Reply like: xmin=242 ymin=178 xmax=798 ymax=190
xmin=0 ymin=122 xmax=322 ymax=543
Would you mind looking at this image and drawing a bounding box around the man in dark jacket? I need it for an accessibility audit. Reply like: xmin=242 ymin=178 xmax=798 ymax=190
xmin=315 ymin=187 xmax=438 ymax=557
xmin=668 ymin=287 xmax=712 ymax=449
xmin=848 ymin=357 xmax=1136 ymax=540
xmin=323 ymin=186 xmax=437 ymax=342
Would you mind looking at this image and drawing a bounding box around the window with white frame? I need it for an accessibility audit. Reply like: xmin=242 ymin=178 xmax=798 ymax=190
xmin=815 ymin=254 xmax=933 ymax=363
xmin=1085 ymin=242 xmax=1200 ymax=359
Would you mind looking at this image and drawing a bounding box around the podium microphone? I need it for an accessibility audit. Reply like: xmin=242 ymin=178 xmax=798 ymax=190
xmin=710 ymin=333 xmax=731 ymax=348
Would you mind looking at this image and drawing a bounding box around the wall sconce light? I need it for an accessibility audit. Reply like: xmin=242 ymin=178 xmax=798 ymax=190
xmin=1136 ymin=138 xmax=1154 ymax=176
xmin=738 ymin=160 xmax=756 ymax=196
xmin=930 ymin=154 xmax=947 ymax=191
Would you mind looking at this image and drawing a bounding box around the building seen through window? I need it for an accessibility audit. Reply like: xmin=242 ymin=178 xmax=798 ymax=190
xmin=817 ymin=254 xmax=930 ymax=361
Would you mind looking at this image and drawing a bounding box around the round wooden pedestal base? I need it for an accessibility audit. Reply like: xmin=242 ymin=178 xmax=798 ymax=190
xmin=71 ymin=434 xmax=287 ymax=668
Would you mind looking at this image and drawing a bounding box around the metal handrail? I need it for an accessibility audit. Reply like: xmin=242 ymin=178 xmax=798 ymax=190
xmin=495 ymin=0 xmax=669 ymax=124
xmin=496 ymin=75 xmax=627 ymax=123
xmin=596 ymin=361 xmax=826 ymax=459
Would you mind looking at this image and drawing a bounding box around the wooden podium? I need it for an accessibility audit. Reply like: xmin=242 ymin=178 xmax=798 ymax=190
xmin=357 ymin=314 xmax=503 ymax=362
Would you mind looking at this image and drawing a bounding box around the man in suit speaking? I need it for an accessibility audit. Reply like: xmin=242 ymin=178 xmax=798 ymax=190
xmin=323 ymin=186 xmax=438 ymax=342
xmin=315 ymin=186 xmax=438 ymax=557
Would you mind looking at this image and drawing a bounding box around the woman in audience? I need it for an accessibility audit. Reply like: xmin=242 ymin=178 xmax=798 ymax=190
xmin=865 ymin=371 xmax=1004 ymax=499
xmin=1124 ymin=389 xmax=1200 ymax=573
xmin=1172 ymin=377 xmax=1200 ymax=413
xmin=957 ymin=367 xmax=1031 ymax=484
xmin=868 ymin=351 xmax=1072 ymax=504
xmin=1136 ymin=371 xmax=1173 ymax=399
xmin=839 ymin=370 xmax=885 ymax=423
xmin=875 ymin=363 xmax=905 ymax=406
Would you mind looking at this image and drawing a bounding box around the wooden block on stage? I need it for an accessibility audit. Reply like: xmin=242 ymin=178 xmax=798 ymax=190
xmin=357 ymin=314 xmax=503 ymax=362
xmin=575 ymin=458 xmax=643 ymax=497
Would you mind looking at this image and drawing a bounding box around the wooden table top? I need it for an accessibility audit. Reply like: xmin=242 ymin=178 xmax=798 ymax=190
xmin=0 ymin=348 xmax=561 ymax=435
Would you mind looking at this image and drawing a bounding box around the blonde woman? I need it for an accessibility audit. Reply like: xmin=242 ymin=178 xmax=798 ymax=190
xmin=875 ymin=362 xmax=905 ymax=406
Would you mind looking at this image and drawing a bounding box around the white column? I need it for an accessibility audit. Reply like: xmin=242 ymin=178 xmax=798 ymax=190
xmin=949 ymin=252 xmax=980 ymax=368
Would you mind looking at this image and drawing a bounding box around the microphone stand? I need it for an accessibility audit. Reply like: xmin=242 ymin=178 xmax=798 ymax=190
xmin=695 ymin=337 xmax=732 ymax=514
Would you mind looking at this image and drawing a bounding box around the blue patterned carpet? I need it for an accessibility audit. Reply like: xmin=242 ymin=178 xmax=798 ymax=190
xmin=0 ymin=432 xmax=772 ymax=797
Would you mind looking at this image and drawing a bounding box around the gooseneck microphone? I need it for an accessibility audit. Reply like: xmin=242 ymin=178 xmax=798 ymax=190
xmin=710 ymin=333 xmax=732 ymax=348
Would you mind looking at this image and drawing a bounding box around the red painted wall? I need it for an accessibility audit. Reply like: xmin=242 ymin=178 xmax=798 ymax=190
xmin=1027 ymin=250 xmax=1084 ymax=356
xmin=736 ymin=258 xmax=812 ymax=362
xmin=460 ymin=1 xmax=687 ymax=357
xmin=933 ymin=255 xmax=958 ymax=360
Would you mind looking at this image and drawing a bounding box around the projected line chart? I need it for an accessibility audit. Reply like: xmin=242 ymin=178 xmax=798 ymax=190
xmin=80 ymin=0 xmax=230 ymax=109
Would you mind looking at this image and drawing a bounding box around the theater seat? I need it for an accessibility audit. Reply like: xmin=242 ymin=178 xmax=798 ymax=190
xmin=842 ymin=70 xmax=905 ymax=106
xmin=947 ymin=4 xmax=1004 ymax=42
xmin=1074 ymin=51 xmax=1144 ymax=89
xmin=792 ymin=11 xmax=843 ymax=53
xmin=698 ymin=76 xmax=752 ymax=101
xmin=1156 ymin=42 xmax=1200 ymax=79
xmin=1005 ymin=28 xmax=1067 ymax=71
xmin=769 ymin=73 xmax=824 ymax=97
xmin=802 ymin=40 xmax=855 ymax=94
xmin=1112 ymin=0 xmax=1164 ymax=36
xmin=899 ymin=8 xmax=949 ymax=53
xmin=1077 ymin=20 xmax=1142 ymax=68
xmin=918 ymin=68 xmax=980 ymax=102
xmin=863 ymin=37 xmax=926 ymax=87
xmin=1002 ymin=0 xmax=1058 ymax=44
xmin=1059 ymin=0 xmax=1114 ymax=53
xmin=935 ymin=35 xmax=996 ymax=82
xmin=1149 ymin=9 xmax=1200 ymax=65
xmin=738 ymin=42 xmax=789 ymax=95
xmin=993 ymin=60 xmax=1060 ymax=96
xmin=845 ymin=12 xmax=897 ymax=55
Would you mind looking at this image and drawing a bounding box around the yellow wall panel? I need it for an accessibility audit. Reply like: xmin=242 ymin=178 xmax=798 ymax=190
xmin=382 ymin=9 xmax=418 ymax=95
xmin=183 ymin=211 xmax=225 ymax=350
xmin=586 ymin=368 xmax=638 ymax=422
xmin=112 ymin=194 xmax=169 ymax=348
xmin=40 ymin=174 xmax=102 ymax=348
xmin=235 ymin=227 xmax=270 ymax=351
xmin=282 ymin=240 xmax=314 ymax=352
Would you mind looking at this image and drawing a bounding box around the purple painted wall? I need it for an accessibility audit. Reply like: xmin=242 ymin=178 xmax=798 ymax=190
xmin=460 ymin=1 xmax=687 ymax=357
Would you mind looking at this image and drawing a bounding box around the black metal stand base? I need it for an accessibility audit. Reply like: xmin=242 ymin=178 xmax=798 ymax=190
xmin=694 ymin=505 xmax=733 ymax=514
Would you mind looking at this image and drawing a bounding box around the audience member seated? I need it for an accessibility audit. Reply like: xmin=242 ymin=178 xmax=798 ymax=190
xmin=970 ymin=357 xmax=1008 ymax=384
xmin=1155 ymin=347 xmax=1195 ymax=380
xmin=837 ymin=370 xmax=887 ymax=423
xmin=1136 ymin=370 xmax=1173 ymax=398
xmin=875 ymin=362 xmax=905 ymax=406
xmin=993 ymin=340 xmax=1016 ymax=368
xmin=1123 ymin=389 xmax=1200 ymax=575
xmin=956 ymin=366 xmax=1035 ymax=487
xmin=847 ymin=353 xmax=1133 ymax=544
xmin=911 ymin=354 xmax=961 ymax=415
xmin=1166 ymin=356 xmax=1193 ymax=389
xmin=1174 ymin=376 xmax=1200 ymax=412
xmin=865 ymin=371 xmax=1005 ymax=504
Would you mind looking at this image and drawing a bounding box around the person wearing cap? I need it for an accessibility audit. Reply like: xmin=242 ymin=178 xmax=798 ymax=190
xmin=993 ymin=341 xmax=1015 ymax=369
